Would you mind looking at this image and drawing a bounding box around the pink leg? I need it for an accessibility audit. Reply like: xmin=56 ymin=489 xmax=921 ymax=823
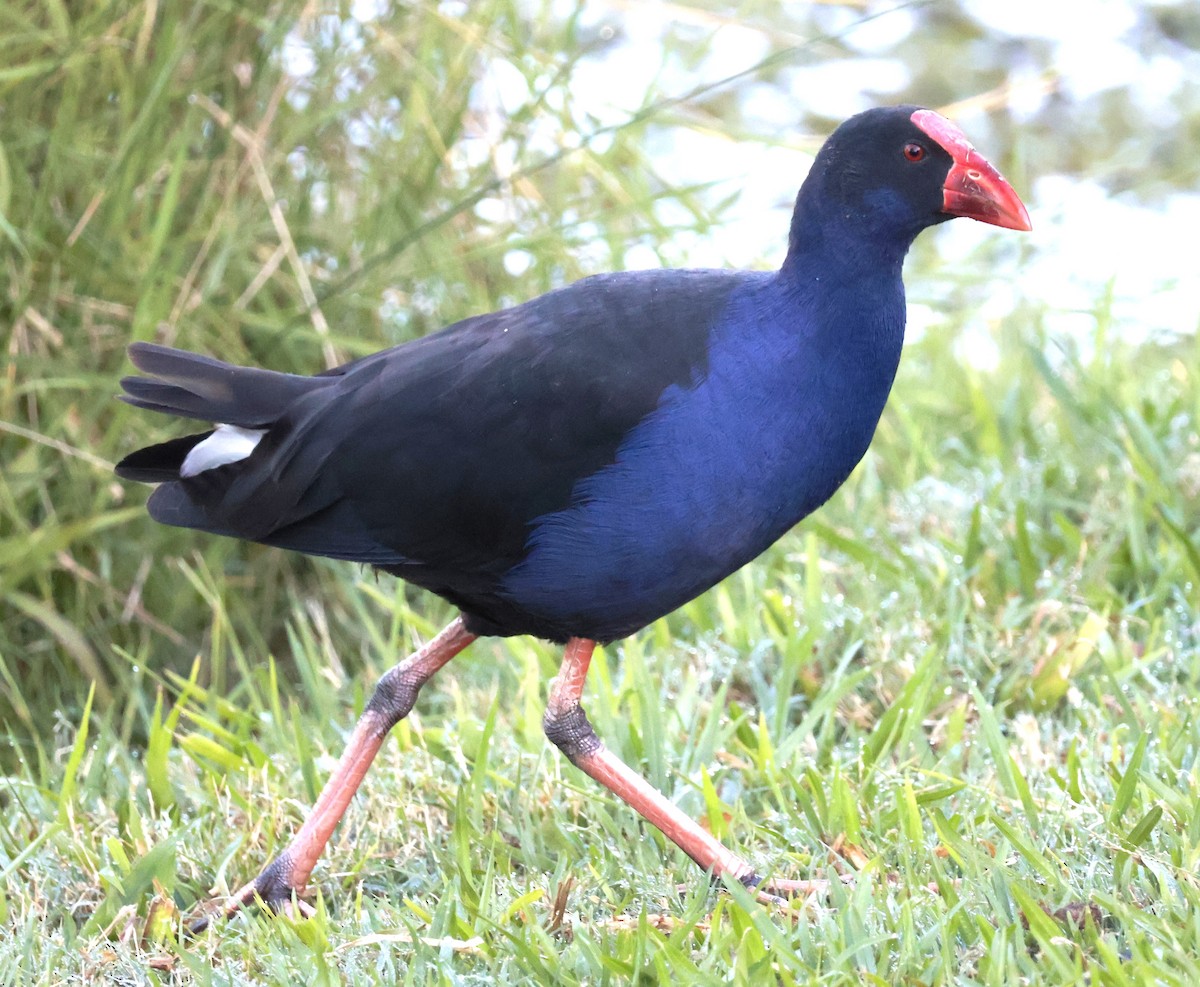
xmin=194 ymin=617 xmax=476 ymax=930
xmin=543 ymin=638 xmax=829 ymax=901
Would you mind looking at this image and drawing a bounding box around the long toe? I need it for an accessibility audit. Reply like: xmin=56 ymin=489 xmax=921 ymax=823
xmin=752 ymin=875 xmax=845 ymax=904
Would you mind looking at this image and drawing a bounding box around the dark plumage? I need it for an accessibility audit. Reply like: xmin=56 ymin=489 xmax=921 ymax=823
xmin=117 ymin=105 xmax=1030 ymax=922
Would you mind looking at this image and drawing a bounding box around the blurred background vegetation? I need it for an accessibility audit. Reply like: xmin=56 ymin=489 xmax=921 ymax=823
xmin=1 ymin=0 xmax=1198 ymax=981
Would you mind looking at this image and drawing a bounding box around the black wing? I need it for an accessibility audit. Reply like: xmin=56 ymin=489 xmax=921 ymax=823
xmin=120 ymin=270 xmax=752 ymax=584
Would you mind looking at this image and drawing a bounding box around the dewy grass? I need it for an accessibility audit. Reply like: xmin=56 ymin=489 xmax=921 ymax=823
xmin=2 ymin=1 xmax=1200 ymax=984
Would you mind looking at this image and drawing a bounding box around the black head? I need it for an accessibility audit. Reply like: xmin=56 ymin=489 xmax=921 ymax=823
xmin=789 ymin=105 xmax=1030 ymax=257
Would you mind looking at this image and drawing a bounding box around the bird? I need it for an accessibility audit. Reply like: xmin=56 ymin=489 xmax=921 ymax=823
xmin=115 ymin=105 xmax=1030 ymax=922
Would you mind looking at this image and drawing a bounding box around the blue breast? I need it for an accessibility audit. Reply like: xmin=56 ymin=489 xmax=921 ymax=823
xmin=500 ymin=267 xmax=905 ymax=641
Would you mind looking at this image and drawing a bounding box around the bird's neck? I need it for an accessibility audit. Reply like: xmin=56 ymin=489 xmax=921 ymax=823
xmin=780 ymin=195 xmax=916 ymax=284
xmin=772 ymin=197 xmax=913 ymax=383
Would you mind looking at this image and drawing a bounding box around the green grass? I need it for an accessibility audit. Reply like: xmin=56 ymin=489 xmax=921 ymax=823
xmin=3 ymin=1 xmax=1200 ymax=984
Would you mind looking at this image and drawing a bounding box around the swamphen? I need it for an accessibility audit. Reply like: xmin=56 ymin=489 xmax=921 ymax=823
xmin=116 ymin=105 xmax=1030 ymax=920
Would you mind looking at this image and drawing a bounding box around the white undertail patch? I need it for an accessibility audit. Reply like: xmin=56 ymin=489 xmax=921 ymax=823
xmin=180 ymin=424 xmax=267 ymax=477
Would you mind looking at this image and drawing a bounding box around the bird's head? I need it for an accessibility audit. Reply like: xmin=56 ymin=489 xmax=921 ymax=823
xmin=791 ymin=105 xmax=1031 ymax=258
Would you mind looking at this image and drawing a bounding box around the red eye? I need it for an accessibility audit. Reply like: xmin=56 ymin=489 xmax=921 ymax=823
xmin=903 ymin=142 xmax=925 ymax=162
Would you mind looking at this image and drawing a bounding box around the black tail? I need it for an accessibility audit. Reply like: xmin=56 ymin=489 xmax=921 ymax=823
xmin=115 ymin=431 xmax=213 ymax=482
xmin=115 ymin=343 xmax=332 ymax=484
xmin=118 ymin=342 xmax=324 ymax=425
